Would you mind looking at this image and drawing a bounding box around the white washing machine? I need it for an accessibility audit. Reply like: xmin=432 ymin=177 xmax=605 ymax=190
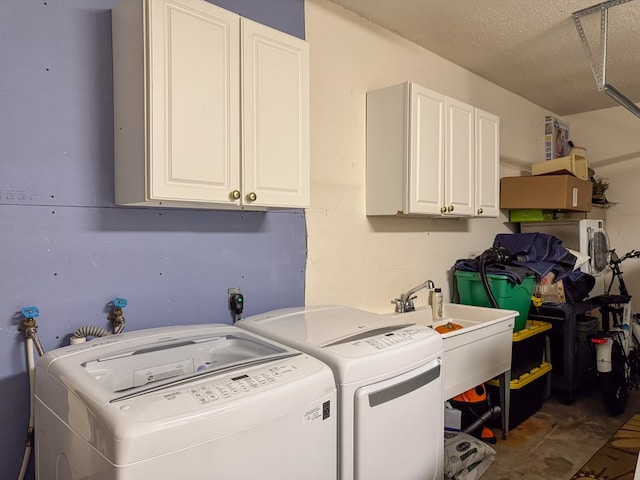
xmin=237 ymin=305 xmax=444 ymax=480
xmin=35 ymin=324 xmax=337 ymax=480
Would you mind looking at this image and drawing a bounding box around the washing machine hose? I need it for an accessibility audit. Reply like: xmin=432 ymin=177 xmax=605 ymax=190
xmin=17 ymin=337 xmax=37 ymax=480
xmin=71 ymin=298 xmax=128 ymax=342
xmin=71 ymin=325 xmax=112 ymax=342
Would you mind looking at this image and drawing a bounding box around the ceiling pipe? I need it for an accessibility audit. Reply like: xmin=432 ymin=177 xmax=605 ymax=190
xmin=603 ymin=84 xmax=640 ymax=118
xmin=573 ymin=0 xmax=640 ymax=118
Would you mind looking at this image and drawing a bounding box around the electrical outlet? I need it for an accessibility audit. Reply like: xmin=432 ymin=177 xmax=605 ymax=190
xmin=228 ymin=288 xmax=240 ymax=304
xmin=228 ymin=288 xmax=244 ymax=316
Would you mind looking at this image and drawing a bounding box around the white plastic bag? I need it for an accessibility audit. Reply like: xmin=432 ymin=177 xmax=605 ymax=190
xmin=453 ymin=453 xmax=495 ymax=480
xmin=444 ymin=431 xmax=496 ymax=479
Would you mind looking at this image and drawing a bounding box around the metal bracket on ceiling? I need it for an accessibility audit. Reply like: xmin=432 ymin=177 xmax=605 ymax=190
xmin=573 ymin=0 xmax=640 ymax=118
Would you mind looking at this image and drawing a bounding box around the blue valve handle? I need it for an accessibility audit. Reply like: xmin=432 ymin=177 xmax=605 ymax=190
xmin=113 ymin=297 xmax=128 ymax=309
xmin=21 ymin=306 xmax=40 ymax=319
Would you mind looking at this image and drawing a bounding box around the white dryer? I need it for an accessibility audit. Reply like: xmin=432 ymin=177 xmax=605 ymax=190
xmin=35 ymin=324 xmax=337 ymax=480
xmin=238 ymin=305 xmax=444 ymax=480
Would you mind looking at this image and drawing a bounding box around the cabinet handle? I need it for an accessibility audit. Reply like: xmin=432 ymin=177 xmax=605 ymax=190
xmin=440 ymin=206 xmax=447 ymax=214
xmin=246 ymin=192 xmax=257 ymax=202
xmin=447 ymin=205 xmax=454 ymax=213
xmin=230 ymin=190 xmax=241 ymax=200
xmin=477 ymin=208 xmax=483 ymax=215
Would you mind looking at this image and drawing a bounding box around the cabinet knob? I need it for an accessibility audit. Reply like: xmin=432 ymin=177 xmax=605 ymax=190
xmin=477 ymin=208 xmax=484 ymax=215
xmin=447 ymin=205 xmax=454 ymax=213
xmin=246 ymin=192 xmax=257 ymax=202
xmin=230 ymin=190 xmax=241 ymax=200
xmin=440 ymin=206 xmax=447 ymax=214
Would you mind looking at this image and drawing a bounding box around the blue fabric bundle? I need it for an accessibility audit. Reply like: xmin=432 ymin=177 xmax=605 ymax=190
xmin=492 ymin=232 xmax=576 ymax=279
xmin=453 ymin=233 xmax=595 ymax=303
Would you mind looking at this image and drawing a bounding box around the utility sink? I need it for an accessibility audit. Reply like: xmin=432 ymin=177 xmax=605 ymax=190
xmin=387 ymin=303 xmax=518 ymax=400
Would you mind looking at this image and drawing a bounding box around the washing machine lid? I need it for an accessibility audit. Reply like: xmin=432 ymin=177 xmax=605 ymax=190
xmin=240 ymin=305 xmax=414 ymax=347
xmin=35 ymin=324 xmax=338 ymax=466
xmin=238 ymin=306 xmax=443 ymax=383
xmin=41 ymin=324 xmax=300 ymax=403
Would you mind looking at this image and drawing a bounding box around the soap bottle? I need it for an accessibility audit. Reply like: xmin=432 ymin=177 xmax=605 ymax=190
xmin=432 ymin=288 xmax=443 ymax=321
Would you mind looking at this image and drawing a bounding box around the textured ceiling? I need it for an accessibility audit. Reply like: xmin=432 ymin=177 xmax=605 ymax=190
xmin=326 ymin=0 xmax=640 ymax=115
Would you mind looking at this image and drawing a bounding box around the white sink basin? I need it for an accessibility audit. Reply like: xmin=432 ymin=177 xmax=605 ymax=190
xmin=387 ymin=304 xmax=518 ymax=400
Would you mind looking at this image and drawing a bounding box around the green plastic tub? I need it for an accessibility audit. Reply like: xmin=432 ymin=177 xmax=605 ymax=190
xmin=454 ymin=270 xmax=535 ymax=332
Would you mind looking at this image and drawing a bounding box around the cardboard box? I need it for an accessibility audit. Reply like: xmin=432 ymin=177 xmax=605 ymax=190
xmin=532 ymin=152 xmax=588 ymax=180
xmin=535 ymin=272 xmax=566 ymax=304
xmin=544 ymin=116 xmax=570 ymax=160
xmin=500 ymin=175 xmax=592 ymax=212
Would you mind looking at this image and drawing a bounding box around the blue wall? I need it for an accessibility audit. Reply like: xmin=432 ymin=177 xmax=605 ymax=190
xmin=0 ymin=0 xmax=306 ymax=478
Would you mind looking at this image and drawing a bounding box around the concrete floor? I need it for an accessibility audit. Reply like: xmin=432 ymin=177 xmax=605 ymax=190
xmin=483 ymin=386 xmax=640 ymax=479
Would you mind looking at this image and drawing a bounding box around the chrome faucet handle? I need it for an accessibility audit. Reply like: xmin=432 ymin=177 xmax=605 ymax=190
xmin=404 ymin=295 xmax=417 ymax=312
xmin=392 ymin=298 xmax=405 ymax=313
xmin=392 ymin=296 xmax=417 ymax=313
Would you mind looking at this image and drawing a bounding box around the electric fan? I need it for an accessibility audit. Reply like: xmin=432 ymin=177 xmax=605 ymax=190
xmin=588 ymin=227 xmax=610 ymax=276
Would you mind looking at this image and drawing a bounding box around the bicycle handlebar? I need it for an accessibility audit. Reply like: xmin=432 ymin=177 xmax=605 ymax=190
xmin=604 ymin=249 xmax=640 ymax=298
xmin=609 ymin=249 xmax=640 ymax=265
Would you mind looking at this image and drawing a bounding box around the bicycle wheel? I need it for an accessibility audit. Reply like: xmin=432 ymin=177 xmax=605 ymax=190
xmin=600 ymin=339 xmax=629 ymax=415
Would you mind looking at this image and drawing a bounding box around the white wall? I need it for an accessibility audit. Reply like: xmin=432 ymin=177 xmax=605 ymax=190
xmin=304 ymin=0 xmax=557 ymax=313
xmin=567 ymin=106 xmax=640 ymax=298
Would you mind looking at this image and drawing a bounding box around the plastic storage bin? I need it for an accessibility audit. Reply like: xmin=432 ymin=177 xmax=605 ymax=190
xmin=454 ymin=271 xmax=536 ymax=332
xmin=488 ymin=362 xmax=552 ymax=430
xmin=549 ymin=314 xmax=599 ymax=378
xmin=511 ymin=321 xmax=552 ymax=379
xmin=508 ymin=209 xmax=555 ymax=223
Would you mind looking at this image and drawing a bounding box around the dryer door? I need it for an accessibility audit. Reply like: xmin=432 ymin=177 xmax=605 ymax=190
xmin=353 ymin=357 xmax=443 ymax=480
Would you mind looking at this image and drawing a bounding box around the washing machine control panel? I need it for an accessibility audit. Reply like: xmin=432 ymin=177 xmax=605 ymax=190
xmin=185 ymin=363 xmax=297 ymax=405
xmin=363 ymin=328 xmax=422 ymax=350
xmin=323 ymin=325 xmax=441 ymax=360
xmin=111 ymin=354 xmax=332 ymax=420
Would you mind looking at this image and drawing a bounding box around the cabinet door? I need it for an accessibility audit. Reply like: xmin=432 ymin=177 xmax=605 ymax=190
xmin=475 ymin=109 xmax=500 ymax=217
xmin=241 ymin=19 xmax=310 ymax=208
xmin=409 ymin=85 xmax=445 ymax=215
xmin=444 ymin=97 xmax=475 ymax=216
xmin=148 ymin=0 xmax=240 ymax=205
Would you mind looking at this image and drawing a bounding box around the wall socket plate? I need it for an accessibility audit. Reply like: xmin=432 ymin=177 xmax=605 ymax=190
xmin=228 ymin=288 xmax=243 ymax=316
xmin=228 ymin=288 xmax=241 ymax=302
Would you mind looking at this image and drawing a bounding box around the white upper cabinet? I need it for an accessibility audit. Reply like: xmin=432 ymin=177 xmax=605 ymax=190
xmin=444 ymin=96 xmax=475 ymax=216
xmin=366 ymin=81 xmax=499 ymax=218
xmin=241 ymin=19 xmax=310 ymax=208
xmin=147 ymin=0 xmax=240 ymax=206
xmin=112 ymin=0 xmax=309 ymax=209
xmin=474 ymin=109 xmax=500 ymax=217
xmin=408 ymin=86 xmax=446 ymax=215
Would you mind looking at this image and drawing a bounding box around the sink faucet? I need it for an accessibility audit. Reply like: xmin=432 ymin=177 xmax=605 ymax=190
xmin=392 ymin=280 xmax=435 ymax=313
